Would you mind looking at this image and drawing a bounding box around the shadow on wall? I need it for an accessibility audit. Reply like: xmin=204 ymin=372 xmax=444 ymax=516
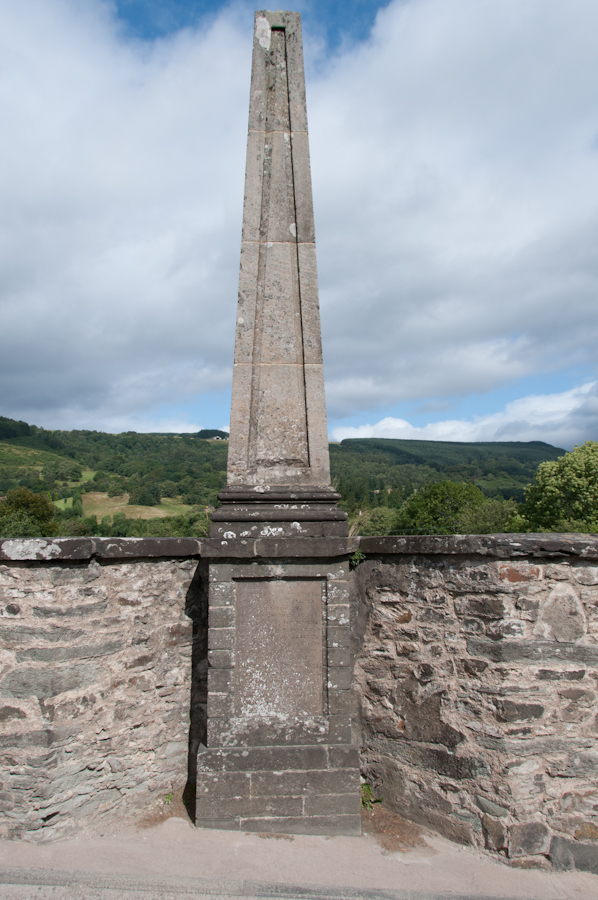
xmin=183 ymin=560 xmax=209 ymax=823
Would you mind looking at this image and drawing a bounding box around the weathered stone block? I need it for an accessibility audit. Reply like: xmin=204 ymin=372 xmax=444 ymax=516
xmin=207 ymin=650 xmax=234 ymax=669
xmin=327 ymin=668 xmax=352 ymax=690
xmin=207 ymin=628 xmax=234 ymax=651
xmin=328 ymin=691 xmax=355 ymax=715
xmin=476 ymin=795 xmax=510 ymax=818
xmin=495 ymin=700 xmax=544 ymax=723
xmin=197 ymin=795 xmax=304 ymax=819
xmin=1 ymin=665 xmax=97 ymax=700
xmin=466 ymin=638 xmax=598 ymax=665
xmin=196 ymin=772 xmax=251 ymax=799
xmin=240 ymin=814 xmax=361 ymax=836
xmin=208 ymin=606 xmax=235 ymax=628
xmin=327 ymin=648 xmax=351 ymax=668
xmin=303 ymin=793 xmax=360 ymax=816
xmin=509 ymin=821 xmax=551 ymax=857
xmin=250 ymin=768 xmax=359 ymax=797
xmin=327 ymin=715 xmax=353 ymax=744
xmin=454 ymin=596 xmax=507 ymax=619
xmin=327 ymin=626 xmax=350 ymax=649
xmin=327 ymin=604 xmax=350 ymax=626
xmin=207 ymin=670 xmax=232 ymax=693
xmin=550 ymin=836 xmax=598 ymax=873
xmin=328 ymin=745 xmax=360 ymax=769
xmin=207 ymin=693 xmax=233 ymax=718
xmin=196 ymin=745 xmax=328 ymax=773
xmin=533 ymin=584 xmax=586 ymax=643
xmin=482 ymin=815 xmax=507 ymax=851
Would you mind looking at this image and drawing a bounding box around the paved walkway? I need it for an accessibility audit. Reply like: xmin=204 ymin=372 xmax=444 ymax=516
xmin=0 ymin=813 xmax=595 ymax=899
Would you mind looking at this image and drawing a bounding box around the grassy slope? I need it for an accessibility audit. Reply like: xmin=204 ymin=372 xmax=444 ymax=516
xmin=0 ymin=442 xmax=69 ymax=469
xmin=80 ymin=493 xmax=193 ymax=520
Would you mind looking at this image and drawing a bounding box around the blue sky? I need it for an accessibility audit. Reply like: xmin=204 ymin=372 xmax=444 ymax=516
xmin=1 ymin=0 xmax=598 ymax=448
xmin=114 ymin=0 xmax=390 ymax=47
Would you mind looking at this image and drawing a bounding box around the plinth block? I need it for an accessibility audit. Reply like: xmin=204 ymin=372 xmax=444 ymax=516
xmin=196 ymin=557 xmax=360 ymax=835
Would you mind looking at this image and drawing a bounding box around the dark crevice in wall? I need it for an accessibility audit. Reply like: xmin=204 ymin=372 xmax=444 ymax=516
xmin=183 ymin=559 xmax=209 ymax=823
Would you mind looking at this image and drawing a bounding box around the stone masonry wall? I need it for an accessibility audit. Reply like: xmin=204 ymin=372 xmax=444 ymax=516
xmin=355 ymin=535 xmax=598 ymax=872
xmin=2 ymin=534 xmax=598 ymax=874
xmin=0 ymin=538 xmax=199 ymax=842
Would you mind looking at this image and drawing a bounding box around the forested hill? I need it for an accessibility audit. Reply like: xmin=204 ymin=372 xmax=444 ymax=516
xmin=330 ymin=438 xmax=565 ymax=511
xmin=0 ymin=416 xmax=565 ymax=514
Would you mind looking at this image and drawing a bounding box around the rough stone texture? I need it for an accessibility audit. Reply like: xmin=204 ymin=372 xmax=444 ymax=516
xmin=550 ymin=835 xmax=598 ymax=873
xmin=0 ymin=537 xmax=201 ymax=562
xmin=226 ymin=11 xmax=329 ymax=488
xmin=2 ymin=534 xmax=598 ymax=861
xmin=195 ymin=558 xmax=360 ymax=834
xmin=354 ymin=539 xmax=598 ymax=866
xmin=0 ymin=556 xmax=195 ymax=841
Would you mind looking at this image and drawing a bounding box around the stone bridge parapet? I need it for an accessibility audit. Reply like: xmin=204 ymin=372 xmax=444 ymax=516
xmin=0 ymin=534 xmax=597 ymax=873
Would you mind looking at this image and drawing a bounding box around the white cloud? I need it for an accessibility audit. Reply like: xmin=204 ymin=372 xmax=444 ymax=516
xmin=0 ymin=0 xmax=249 ymax=430
xmin=331 ymin=381 xmax=598 ymax=449
xmin=0 ymin=0 xmax=598 ymax=437
xmin=311 ymin=0 xmax=598 ymax=417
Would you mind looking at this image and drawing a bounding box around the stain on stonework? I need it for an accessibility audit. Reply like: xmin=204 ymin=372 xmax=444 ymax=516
xmin=499 ymin=565 xmax=540 ymax=583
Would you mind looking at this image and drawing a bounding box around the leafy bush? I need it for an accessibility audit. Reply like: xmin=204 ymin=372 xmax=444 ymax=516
xmin=0 ymin=487 xmax=58 ymax=537
xmin=391 ymin=481 xmax=517 ymax=535
xmin=128 ymin=483 xmax=161 ymax=506
xmin=353 ymin=507 xmax=396 ymax=536
xmin=392 ymin=482 xmax=485 ymax=534
xmin=160 ymin=480 xmax=178 ymax=498
xmin=520 ymin=441 xmax=598 ymax=532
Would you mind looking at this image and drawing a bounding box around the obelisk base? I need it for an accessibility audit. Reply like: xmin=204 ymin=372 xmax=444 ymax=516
xmin=209 ymin=486 xmax=348 ymax=540
xmin=195 ymin=548 xmax=361 ymax=835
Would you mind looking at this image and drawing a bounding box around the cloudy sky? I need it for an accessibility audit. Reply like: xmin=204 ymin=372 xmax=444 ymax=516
xmin=1 ymin=0 xmax=597 ymax=448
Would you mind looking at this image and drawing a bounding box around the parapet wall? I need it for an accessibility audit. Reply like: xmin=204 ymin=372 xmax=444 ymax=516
xmin=0 ymin=538 xmax=200 ymax=841
xmin=1 ymin=534 xmax=598 ymax=871
xmin=355 ymin=534 xmax=598 ymax=871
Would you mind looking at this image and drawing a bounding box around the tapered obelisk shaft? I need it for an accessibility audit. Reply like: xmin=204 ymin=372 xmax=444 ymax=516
xmin=198 ymin=13 xmax=359 ymax=838
xmin=227 ymin=10 xmax=330 ymax=488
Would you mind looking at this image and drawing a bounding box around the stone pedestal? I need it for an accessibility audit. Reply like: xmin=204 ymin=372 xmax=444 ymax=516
xmin=195 ymin=554 xmax=360 ymax=835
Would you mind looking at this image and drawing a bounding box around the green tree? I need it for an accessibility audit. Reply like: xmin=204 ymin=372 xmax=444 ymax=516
xmin=392 ymin=481 xmax=487 ymax=534
xmin=353 ymin=507 xmax=396 ymax=536
xmin=455 ymin=497 xmax=518 ymax=534
xmin=521 ymin=441 xmax=598 ymax=532
xmin=0 ymin=487 xmax=58 ymax=537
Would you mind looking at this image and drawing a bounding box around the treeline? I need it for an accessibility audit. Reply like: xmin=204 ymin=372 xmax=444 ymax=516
xmin=331 ymin=438 xmax=564 ymax=516
xmin=0 ymin=416 xmax=578 ymax=538
xmin=0 ymin=426 xmax=227 ymax=508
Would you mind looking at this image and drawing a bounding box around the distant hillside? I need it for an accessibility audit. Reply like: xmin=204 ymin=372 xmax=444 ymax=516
xmin=330 ymin=438 xmax=565 ymax=512
xmin=0 ymin=422 xmax=227 ymax=508
xmin=0 ymin=416 xmax=565 ymax=514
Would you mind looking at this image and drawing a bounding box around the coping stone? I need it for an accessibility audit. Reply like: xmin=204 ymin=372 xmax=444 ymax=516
xmin=358 ymin=534 xmax=598 ymax=558
xmin=0 ymin=537 xmax=201 ymax=561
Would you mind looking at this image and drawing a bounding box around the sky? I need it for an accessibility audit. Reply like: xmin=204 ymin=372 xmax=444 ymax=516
xmin=1 ymin=0 xmax=597 ymax=449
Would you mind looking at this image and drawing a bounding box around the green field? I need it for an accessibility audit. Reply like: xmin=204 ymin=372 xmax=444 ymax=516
xmin=79 ymin=492 xmax=193 ymax=520
xmin=0 ymin=441 xmax=68 ymax=469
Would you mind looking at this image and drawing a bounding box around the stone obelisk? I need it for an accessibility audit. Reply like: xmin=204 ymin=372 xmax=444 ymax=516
xmin=197 ymin=11 xmax=359 ymax=836
xmin=210 ymin=8 xmax=347 ymax=541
